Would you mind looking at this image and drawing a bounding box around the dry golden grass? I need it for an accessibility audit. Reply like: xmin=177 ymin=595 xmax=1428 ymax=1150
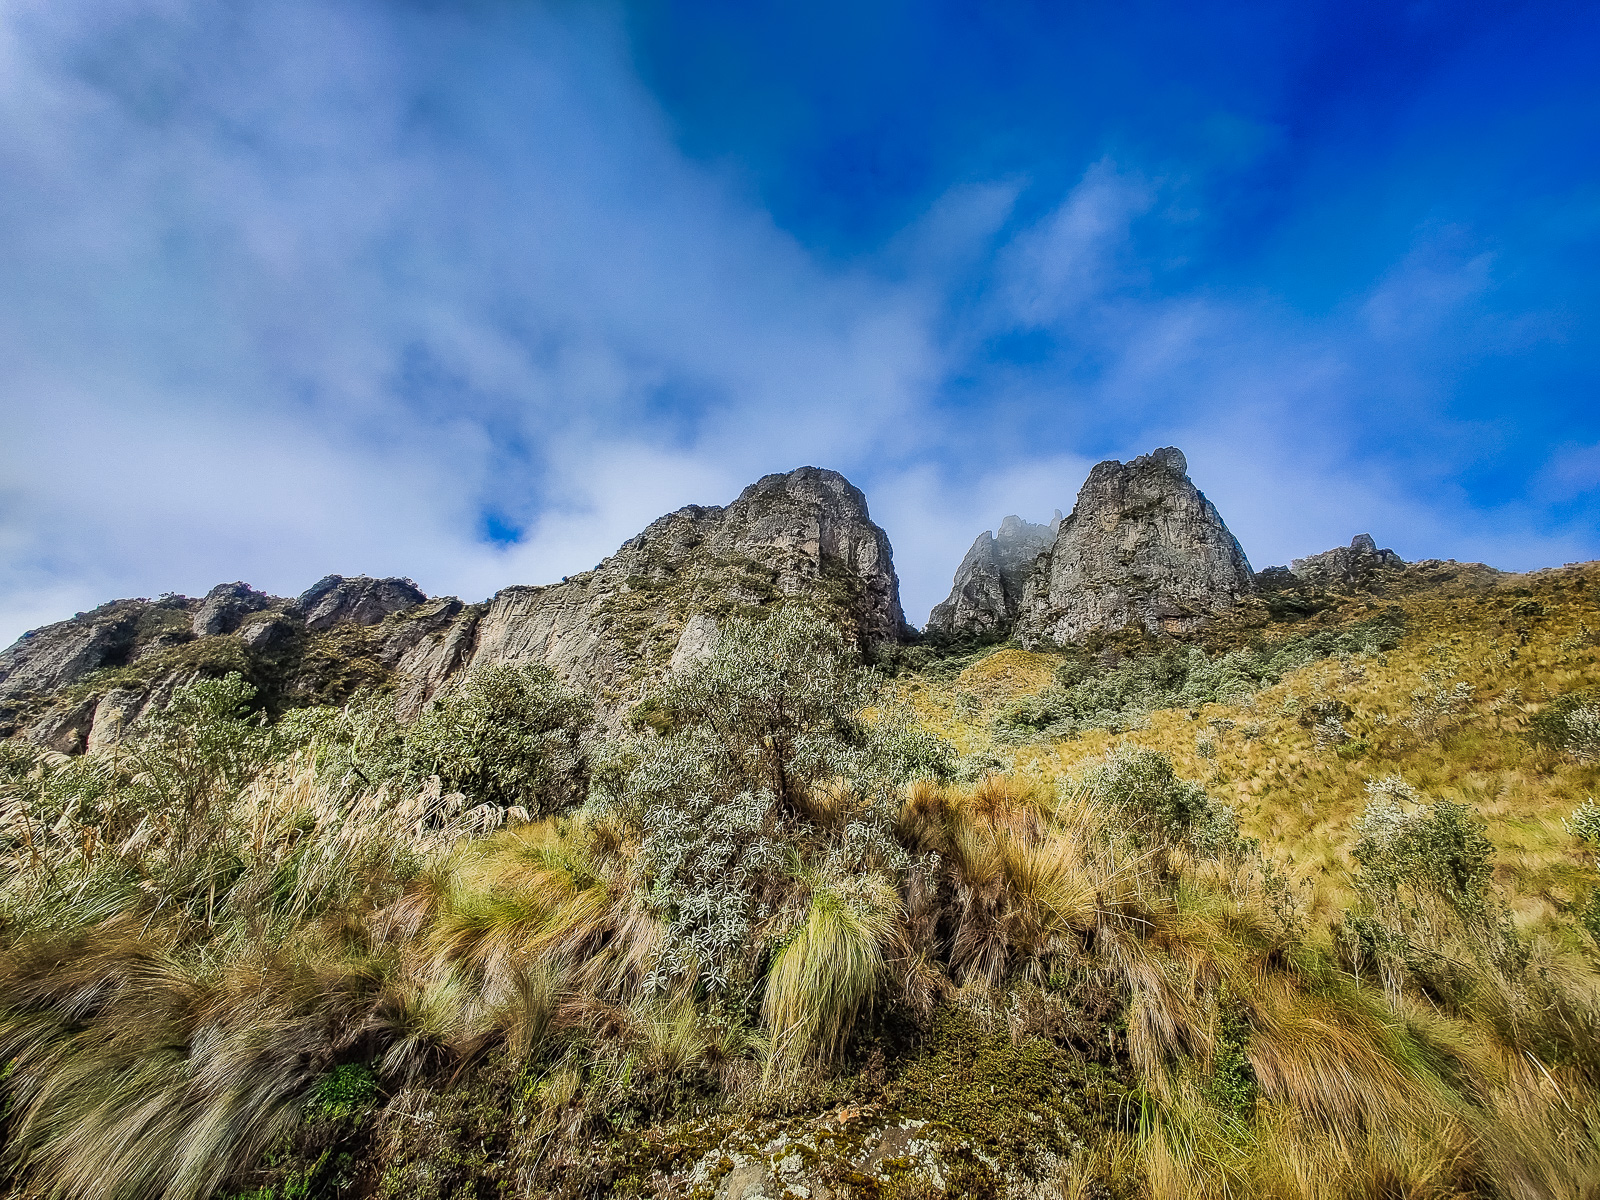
xmin=897 ymin=563 xmax=1600 ymax=936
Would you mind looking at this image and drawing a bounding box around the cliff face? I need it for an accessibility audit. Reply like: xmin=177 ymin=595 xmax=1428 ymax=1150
xmin=0 ymin=576 xmax=433 ymax=752
xmin=1015 ymin=448 xmax=1254 ymax=646
xmin=393 ymin=466 xmax=908 ymax=714
xmin=925 ymin=514 xmax=1058 ymax=639
xmin=1 ymin=467 xmax=908 ymax=744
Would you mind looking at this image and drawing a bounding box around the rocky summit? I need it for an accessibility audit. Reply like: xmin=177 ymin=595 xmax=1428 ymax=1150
xmin=0 ymin=454 xmax=1432 ymax=751
xmin=1255 ymin=533 xmax=1408 ymax=593
xmin=0 ymin=467 xmax=906 ymax=747
xmin=925 ymin=514 xmax=1059 ymax=640
xmin=928 ymin=447 xmax=1255 ymax=647
xmin=388 ymin=465 xmax=907 ymax=716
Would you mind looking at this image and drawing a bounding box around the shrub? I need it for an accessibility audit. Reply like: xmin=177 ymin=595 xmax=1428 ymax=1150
xmin=403 ymin=663 xmax=592 ymax=815
xmin=996 ymin=614 xmax=1403 ymax=739
xmin=595 ymin=605 xmax=953 ymax=996
xmin=283 ymin=663 xmax=593 ymax=817
xmin=1567 ymin=797 xmax=1600 ymax=846
xmin=1528 ymin=688 xmax=1600 ymax=753
xmin=1081 ymin=746 xmax=1241 ymax=859
xmin=1341 ymin=777 xmax=1520 ymax=998
xmin=1568 ymin=705 xmax=1600 ymax=763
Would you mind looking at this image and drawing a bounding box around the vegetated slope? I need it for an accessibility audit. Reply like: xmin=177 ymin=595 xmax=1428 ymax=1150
xmin=899 ymin=559 xmax=1600 ymax=936
xmin=1 ymin=581 xmax=1599 ymax=1199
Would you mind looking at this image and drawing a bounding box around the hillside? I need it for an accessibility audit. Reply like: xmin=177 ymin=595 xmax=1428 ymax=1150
xmin=900 ymin=559 xmax=1600 ymax=940
xmin=2 ymin=459 xmax=1600 ymax=1200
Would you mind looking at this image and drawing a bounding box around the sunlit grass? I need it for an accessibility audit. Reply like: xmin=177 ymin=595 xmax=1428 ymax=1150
xmin=897 ymin=563 xmax=1600 ymax=932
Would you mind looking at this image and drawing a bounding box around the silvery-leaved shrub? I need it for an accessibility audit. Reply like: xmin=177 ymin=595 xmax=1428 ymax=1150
xmin=1567 ymin=797 xmax=1600 ymax=846
xmin=1341 ymin=776 xmax=1520 ymax=998
xmin=1568 ymin=705 xmax=1600 ymax=763
xmin=593 ymin=605 xmax=954 ymax=995
xmin=1082 ymin=744 xmax=1242 ymax=860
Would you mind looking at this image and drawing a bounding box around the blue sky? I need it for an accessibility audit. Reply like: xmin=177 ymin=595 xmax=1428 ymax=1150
xmin=2 ymin=0 xmax=1597 ymax=642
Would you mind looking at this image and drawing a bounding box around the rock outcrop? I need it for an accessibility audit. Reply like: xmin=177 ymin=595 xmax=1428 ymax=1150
xmin=1016 ymin=447 xmax=1254 ymax=646
xmin=292 ymin=575 xmax=427 ymax=631
xmin=0 ymin=598 xmax=177 ymax=703
xmin=1255 ymin=534 xmax=1406 ymax=593
xmin=192 ymin=582 xmax=273 ymax=636
xmin=926 ymin=514 xmax=1059 ymax=639
xmin=397 ymin=466 xmax=909 ymax=714
xmin=2 ymin=466 xmax=908 ymax=741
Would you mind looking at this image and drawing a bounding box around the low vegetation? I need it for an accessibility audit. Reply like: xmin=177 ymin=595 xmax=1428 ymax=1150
xmin=1 ymin=573 xmax=1599 ymax=1198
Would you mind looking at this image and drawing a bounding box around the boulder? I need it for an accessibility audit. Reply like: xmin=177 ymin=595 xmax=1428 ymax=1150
xmin=1016 ymin=447 xmax=1254 ymax=646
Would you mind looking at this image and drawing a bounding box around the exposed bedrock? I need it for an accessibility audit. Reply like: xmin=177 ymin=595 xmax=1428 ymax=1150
xmin=1016 ymin=448 xmax=1254 ymax=646
xmin=408 ymin=465 xmax=909 ymax=714
xmin=3 ymin=466 xmax=909 ymax=740
xmin=1254 ymin=534 xmax=1407 ymax=593
xmin=925 ymin=514 xmax=1059 ymax=639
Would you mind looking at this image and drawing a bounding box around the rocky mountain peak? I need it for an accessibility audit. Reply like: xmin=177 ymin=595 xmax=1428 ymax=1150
xmin=926 ymin=513 xmax=1058 ymax=639
xmin=1014 ymin=447 xmax=1254 ymax=646
xmin=392 ymin=465 xmax=907 ymax=716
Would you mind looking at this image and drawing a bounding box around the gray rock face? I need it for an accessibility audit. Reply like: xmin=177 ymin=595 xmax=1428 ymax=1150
xmin=669 ymin=612 xmax=720 ymax=673
xmin=23 ymin=695 xmax=100 ymax=754
xmin=293 ymin=575 xmax=427 ymax=631
xmin=441 ymin=466 xmax=907 ymax=711
xmin=0 ymin=601 xmax=145 ymax=701
xmin=87 ymin=688 xmax=147 ymax=753
xmin=1016 ymin=447 xmax=1254 ymax=646
xmin=925 ymin=514 xmax=1059 ymax=638
xmin=192 ymin=582 xmax=273 ymax=636
xmin=392 ymin=605 xmax=483 ymax=719
xmin=1269 ymin=534 xmax=1406 ymax=591
xmin=3 ymin=467 xmax=907 ymax=740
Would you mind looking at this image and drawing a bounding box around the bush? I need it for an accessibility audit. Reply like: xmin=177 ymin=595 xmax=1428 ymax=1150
xmin=1528 ymin=688 xmax=1600 ymax=754
xmin=1341 ymin=777 xmax=1520 ymax=996
xmin=1568 ymin=705 xmax=1600 ymax=763
xmin=283 ymin=663 xmax=593 ymax=817
xmin=594 ymin=605 xmax=953 ymax=997
xmin=1567 ymin=797 xmax=1600 ymax=846
xmin=1081 ymin=746 xmax=1242 ymax=859
xmin=403 ymin=663 xmax=592 ymax=815
xmin=996 ymin=614 xmax=1403 ymax=739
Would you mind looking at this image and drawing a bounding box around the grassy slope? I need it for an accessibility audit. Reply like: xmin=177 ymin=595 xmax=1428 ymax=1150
xmin=897 ymin=562 xmax=1600 ymax=937
xmin=5 ymin=573 xmax=1600 ymax=1199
